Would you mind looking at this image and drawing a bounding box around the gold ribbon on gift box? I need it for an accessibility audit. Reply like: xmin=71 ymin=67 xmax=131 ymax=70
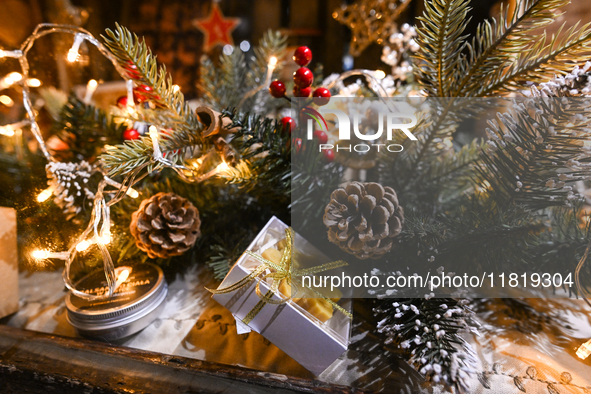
xmin=206 ymin=228 xmax=352 ymax=324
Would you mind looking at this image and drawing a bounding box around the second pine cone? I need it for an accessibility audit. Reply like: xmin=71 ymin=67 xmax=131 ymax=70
xmin=323 ymin=182 xmax=404 ymax=259
xmin=130 ymin=192 xmax=201 ymax=259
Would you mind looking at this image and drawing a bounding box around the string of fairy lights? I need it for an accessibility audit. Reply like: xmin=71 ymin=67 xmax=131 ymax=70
xmin=0 ymin=23 xmax=282 ymax=300
xmin=0 ymin=24 xmax=149 ymax=300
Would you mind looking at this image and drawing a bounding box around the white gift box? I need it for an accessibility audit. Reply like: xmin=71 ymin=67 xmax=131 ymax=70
xmin=212 ymin=216 xmax=352 ymax=375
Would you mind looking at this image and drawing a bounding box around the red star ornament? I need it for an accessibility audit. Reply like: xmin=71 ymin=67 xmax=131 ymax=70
xmin=193 ymin=3 xmax=240 ymax=52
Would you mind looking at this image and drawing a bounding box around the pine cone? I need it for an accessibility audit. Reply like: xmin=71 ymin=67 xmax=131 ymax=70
xmin=323 ymin=182 xmax=404 ymax=259
xmin=130 ymin=192 xmax=201 ymax=259
xmin=46 ymin=161 xmax=101 ymax=222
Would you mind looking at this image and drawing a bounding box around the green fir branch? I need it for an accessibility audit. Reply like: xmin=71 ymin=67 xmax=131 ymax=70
xmin=244 ymin=30 xmax=287 ymax=108
xmin=207 ymin=244 xmax=235 ymax=280
xmin=102 ymin=24 xmax=203 ymax=143
xmin=199 ymin=30 xmax=286 ymax=112
xmin=405 ymin=0 xmax=591 ymax=196
xmin=224 ymin=108 xmax=291 ymax=194
xmin=475 ymin=97 xmax=591 ymax=210
xmin=480 ymin=22 xmax=591 ymax=95
xmin=413 ymin=0 xmax=472 ymax=97
xmin=100 ymin=135 xmax=161 ymax=177
xmin=375 ymin=297 xmax=479 ymax=393
xmin=456 ymin=0 xmax=569 ymax=97
xmin=52 ymin=95 xmax=126 ymax=162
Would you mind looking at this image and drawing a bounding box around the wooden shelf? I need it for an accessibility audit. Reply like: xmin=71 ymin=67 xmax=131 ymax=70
xmin=0 ymin=325 xmax=365 ymax=393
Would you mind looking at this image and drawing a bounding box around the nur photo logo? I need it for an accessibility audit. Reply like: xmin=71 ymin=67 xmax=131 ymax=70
xmin=302 ymin=102 xmax=418 ymax=153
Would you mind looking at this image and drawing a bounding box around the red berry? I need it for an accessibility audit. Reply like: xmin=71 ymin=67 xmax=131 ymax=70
xmin=280 ymin=117 xmax=294 ymax=134
xmin=116 ymin=95 xmax=128 ymax=108
xmin=293 ymin=138 xmax=303 ymax=154
xmin=136 ymin=84 xmax=153 ymax=93
xmin=293 ymin=46 xmax=312 ymax=67
xmin=323 ymin=149 xmax=335 ymax=162
xmin=134 ymin=85 xmax=157 ymax=102
xmin=313 ymin=87 xmax=331 ymax=98
xmin=269 ymin=80 xmax=286 ymax=98
xmin=123 ymin=128 xmax=140 ymax=140
xmin=313 ymin=130 xmax=328 ymax=144
xmin=313 ymin=87 xmax=331 ymax=106
xmin=133 ymin=91 xmax=147 ymax=103
xmin=293 ymin=67 xmax=313 ymax=88
xmin=125 ymin=61 xmax=141 ymax=79
xmin=293 ymin=86 xmax=312 ymax=98
xmin=117 ymin=93 xmax=145 ymax=107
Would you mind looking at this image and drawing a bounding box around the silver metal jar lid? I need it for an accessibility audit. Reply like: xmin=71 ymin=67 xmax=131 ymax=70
xmin=65 ymin=263 xmax=167 ymax=340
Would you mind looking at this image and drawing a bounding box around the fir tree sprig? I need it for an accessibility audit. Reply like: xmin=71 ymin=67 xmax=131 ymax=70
xmin=199 ymin=30 xmax=286 ymax=113
xmin=456 ymin=0 xmax=570 ymax=97
xmin=375 ymin=297 xmax=480 ymax=393
xmin=245 ymin=30 xmax=287 ymax=110
xmin=413 ymin=0 xmax=472 ymax=98
xmin=404 ymin=0 xmax=591 ymax=191
xmin=476 ymin=96 xmax=591 ymax=210
xmin=200 ymin=48 xmax=248 ymax=111
xmin=52 ymin=95 xmax=126 ymax=162
xmin=100 ymin=135 xmax=161 ymax=177
xmin=480 ymin=22 xmax=591 ymax=96
xmin=223 ymin=108 xmax=291 ymax=194
xmin=102 ymin=24 xmax=204 ymax=144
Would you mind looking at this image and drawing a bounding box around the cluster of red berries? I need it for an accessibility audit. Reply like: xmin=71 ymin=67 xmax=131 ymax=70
xmin=269 ymin=46 xmax=331 ymax=103
xmin=269 ymin=46 xmax=334 ymax=162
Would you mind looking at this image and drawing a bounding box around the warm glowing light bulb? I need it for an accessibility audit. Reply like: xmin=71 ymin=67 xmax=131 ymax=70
xmin=0 ymin=95 xmax=14 ymax=107
xmin=127 ymin=188 xmax=139 ymax=199
xmin=125 ymin=79 xmax=135 ymax=113
xmin=269 ymin=56 xmax=278 ymax=68
xmin=216 ymin=162 xmax=230 ymax=173
xmin=118 ymin=269 xmax=130 ymax=283
xmin=374 ymin=70 xmax=386 ymax=80
xmin=99 ymin=233 xmax=111 ymax=245
xmin=192 ymin=158 xmax=203 ymax=169
xmin=0 ymin=126 xmax=14 ymax=137
xmin=172 ymin=84 xmax=180 ymax=93
xmin=67 ymin=33 xmax=86 ymax=63
xmin=149 ymin=125 xmax=159 ymax=140
xmin=0 ymin=49 xmax=22 ymax=59
xmin=76 ymin=240 xmax=91 ymax=252
xmin=67 ymin=49 xmax=79 ymax=62
xmin=84 ymin=79 xmax=98 ymax=104
xmin=26 ymin=78 xmax=42 ymax=87
xmin=7 ymin=72 xmax=22 ymax=83
xmin=0 ymin=125 xmax=15 ymax=137
xmin=37 ymin=188 xmax=53 ymax=202
xmin=32 ymin=250 xmax=50 ymax=259
xmin=578 ymin=339 xmax=591 ymax=360
xmin=113 ymin=267 xmax=132 ymax=291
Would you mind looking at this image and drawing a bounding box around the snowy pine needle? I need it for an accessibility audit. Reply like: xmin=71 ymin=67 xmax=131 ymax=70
xmin=375 ymin=297 xmax=480 ymax=392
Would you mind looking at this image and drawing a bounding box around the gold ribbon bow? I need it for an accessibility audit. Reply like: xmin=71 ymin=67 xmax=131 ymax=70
xmin=207 ymin=228 xmax=352 ymax=324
